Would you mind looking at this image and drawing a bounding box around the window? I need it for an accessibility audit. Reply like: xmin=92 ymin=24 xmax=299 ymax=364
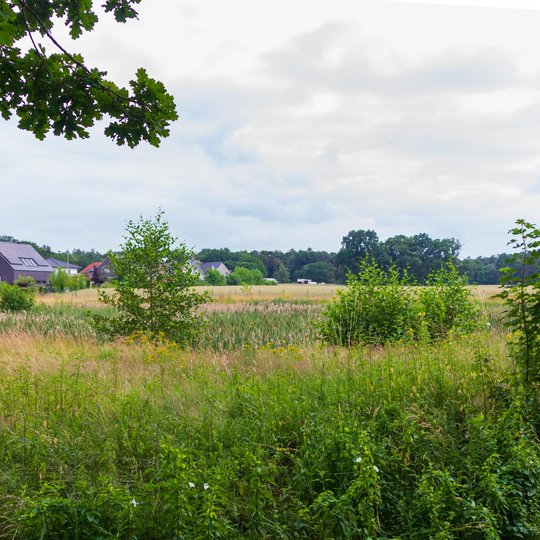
xmin=20 ymin=258 xmax=38 ymax=267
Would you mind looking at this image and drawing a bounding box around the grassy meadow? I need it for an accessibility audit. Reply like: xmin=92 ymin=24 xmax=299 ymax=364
xmin=1 ymin=285 xmax=540 ymax=538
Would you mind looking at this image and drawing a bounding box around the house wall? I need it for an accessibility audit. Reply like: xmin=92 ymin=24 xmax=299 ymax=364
xmin=13 ymin=269 xmax=52 ymax=285
xmin=0 ymin=255 xmax=14 ymax=283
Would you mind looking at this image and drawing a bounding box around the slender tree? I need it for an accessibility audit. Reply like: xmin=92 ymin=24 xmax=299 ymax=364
xmin=98 ymin=211 xmax=208 ymax=344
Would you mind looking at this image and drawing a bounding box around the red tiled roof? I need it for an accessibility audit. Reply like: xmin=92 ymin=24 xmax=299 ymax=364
xmin=81 ymin=261 xmax=102 ymax=275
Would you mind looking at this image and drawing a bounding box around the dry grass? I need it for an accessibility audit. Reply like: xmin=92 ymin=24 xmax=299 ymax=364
xmin=37 ymin=287 xmax=108 ymax=308
xmin=37 ymin=283 xmax=502 ymax=308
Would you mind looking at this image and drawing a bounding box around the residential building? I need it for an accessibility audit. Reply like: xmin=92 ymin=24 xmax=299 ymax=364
xmin=47 ymin=257 xmax=81 ymax=275
xmin=0 ymin=242 xmax=53 ymax=285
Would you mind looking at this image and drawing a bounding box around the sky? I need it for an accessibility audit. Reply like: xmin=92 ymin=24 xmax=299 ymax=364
xmin=2 ymin=0 xmax=540 ymax=257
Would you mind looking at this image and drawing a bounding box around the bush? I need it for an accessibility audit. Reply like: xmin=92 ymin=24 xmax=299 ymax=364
xmin=318 ymin=259 xmax=418 ymax=346
xmin=0 ymin=281 xmax=35 ymax=312
xmin=418 ymin=262 xmax=479 ymax=339
xmin=318 ymin=259 xmax=478 ymax=346
xmin=226 ymin=266 xmax=265 ymax=286
xmin=204 ymin=268 xmax=226 ymax=286
xmin=50 ymin=268 xmax=70 ymax=292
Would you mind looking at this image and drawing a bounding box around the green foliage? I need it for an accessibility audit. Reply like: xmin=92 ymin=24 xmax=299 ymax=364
xmin=273 ymin=262 xmax=290 ymax=283
xmin=68 ymin=273 xmax=88 ymax=291
xmin=0 ymin=1 xmax=177 ymax=146
xmin=226 ymin=266 xmax=265 ymax=286
xmin=297 ymin=261 xmax=334 ymax=283
xmin=96 ymin=211 xmax=208 ymax=344
xmin=318 ymin=258 xmax=419 ymax=346
xmin=0 ymin=280 xmax=35 ymax=311
xmin=49 ymin=268 xmax=70 ymax=292
xmin=4 ymin=337 xmax=540 ymax=538
xmin=498 ymin=219 xmax=540 ymax=386
xmin=204 ymin=268 xmax=226 ymax=286
xmin=51 ymin=269 xmax=88 ymax=292
xmin=335 ymin=229 xmax=383 ymax=275
xmin=419 ymin=263 xmax=479 ymax=339
xmin=318 ymin=259 xmax=478 ymax=346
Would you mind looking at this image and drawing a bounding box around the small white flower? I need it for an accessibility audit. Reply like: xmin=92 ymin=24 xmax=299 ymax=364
xmin=373 ymin=465 xmax=379 ymax=473
xmin=486 ymin=322 xmax=492 ymax=328
xmin=188 ymin=482 xmax=195 ymax=488
xmin=355 ymin=456 xmax=362 ymax=463
xmin=131 ymin=498 xmax=138 ymax=507
xmin=203 ymin=483 xmax=209 ymax=490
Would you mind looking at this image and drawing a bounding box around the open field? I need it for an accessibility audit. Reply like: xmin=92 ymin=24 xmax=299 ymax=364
xmin=2 ymin=286 xmax=540 ymax=538
xmin=37 ymin=283 xmax=503 ymax=308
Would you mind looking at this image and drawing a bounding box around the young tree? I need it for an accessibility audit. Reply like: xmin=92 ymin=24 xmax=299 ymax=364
xmin=0 ymin=1 xmax=177 ymax=147
xmin=499 ymin=219 xmax=540 ymax=386
xmin=97 ymin=211 xmax=208 ymax=344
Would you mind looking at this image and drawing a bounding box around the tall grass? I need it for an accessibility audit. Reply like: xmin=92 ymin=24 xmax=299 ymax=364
xmin=1 ymin=287 xmax=537 ymax=538
xmin=1 ymin=330 xmax=538 ymax=538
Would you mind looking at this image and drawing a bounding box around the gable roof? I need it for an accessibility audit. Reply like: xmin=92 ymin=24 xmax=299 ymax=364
xmin=47 ymin=257 xmax=81 ymax=270
xmin=81 ymin=261 xmax=102 ymax=274
xmin=199 ymin=261 xmax=230 ymax=273
xmin=0 ymin=242 xmax=53 ymax=272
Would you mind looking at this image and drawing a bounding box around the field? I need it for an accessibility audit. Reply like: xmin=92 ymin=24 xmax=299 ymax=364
xmin=1 ymin=284 xmax=540 ymax=538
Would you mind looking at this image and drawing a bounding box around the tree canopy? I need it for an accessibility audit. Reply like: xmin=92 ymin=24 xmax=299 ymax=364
xmin=0 ymin=0 xmax=177 ymax=147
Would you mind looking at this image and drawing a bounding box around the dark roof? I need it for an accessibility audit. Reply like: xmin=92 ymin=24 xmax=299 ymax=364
xmin=199 ymin=261 xmax=229 ymax=272
xmin=0 ymin=242 xmax=53 ymax=272
xmin=47 ymin=258 xmax=81 ymax=270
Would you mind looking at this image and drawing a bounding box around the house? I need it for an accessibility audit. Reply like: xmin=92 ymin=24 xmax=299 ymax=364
xmin=199 ymin=261 xmax=231 ymax=277
xmin=81 ymin=257 xmax=114 ymax=284
xmin=0 ymin=242 xmax=53 ymax=285
xmin=188 ymin=260 xmax=231 ymax=280
xmin=47 ymin=258 xmax=81 ymax=275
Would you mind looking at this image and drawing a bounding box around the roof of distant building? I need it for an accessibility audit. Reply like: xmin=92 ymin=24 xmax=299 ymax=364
xmin=0 ymin=241 xmax=53 ymax=271
xmin=81 ymin=261 xmax=102 ymax=274
xmin=47 ymin=257 xmax=81 ymax=270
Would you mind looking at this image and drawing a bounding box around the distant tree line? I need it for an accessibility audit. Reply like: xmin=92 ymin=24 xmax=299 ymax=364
xmin=3 ymin=231 xmax=539 ymax=285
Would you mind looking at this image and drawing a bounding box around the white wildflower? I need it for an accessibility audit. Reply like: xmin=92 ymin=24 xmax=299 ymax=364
xmin=373 ymin=465 xmax=379 ymax=473
xmin=355 ymin=456 xmax=362 ymax=463
xmin=131 ymin=498 xmax=138 ymax=507
xmin=188 ymin=482 xmax=195 ymax=488
xmin=203 ymin=483 xmax=209 ymax=490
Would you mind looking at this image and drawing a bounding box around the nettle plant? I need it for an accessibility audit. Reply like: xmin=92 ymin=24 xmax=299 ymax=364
xmin=499 ymin=219 xmax=540 ymax=387
xmin=318 ymin=258 xmax=478 ymax=346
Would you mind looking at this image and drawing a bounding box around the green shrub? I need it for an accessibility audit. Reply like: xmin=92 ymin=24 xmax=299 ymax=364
xmin=50 ymin=268 xmax=70 ymax=292
xmin=0 ymin=281 xmax=35 ymax=312
xmin=318 ymin=259 xmax=479 ymax=346
xmin=419 ymin=262 xmax=479 ymax=339
xmin=68 ymin=273 xmax=88 ymax=291
xmin=204 ymin=268 xmax=226 ymax=286
xmin=226 ymin=266 xmax=265 ymax=285
xmin=317 ymin=259 xmax=418 ymax=346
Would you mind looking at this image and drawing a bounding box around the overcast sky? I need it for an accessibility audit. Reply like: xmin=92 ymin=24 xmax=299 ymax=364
xmin=2 ymin=0 xmax=540 ymax=257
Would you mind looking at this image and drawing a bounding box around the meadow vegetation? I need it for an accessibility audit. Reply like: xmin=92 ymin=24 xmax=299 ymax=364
xmin=1 ymin=226 xmax=540 ymax=537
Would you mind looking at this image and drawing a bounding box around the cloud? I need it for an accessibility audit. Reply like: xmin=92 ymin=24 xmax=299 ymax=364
xmin=3 ymin=1 xmax=540 ymax=257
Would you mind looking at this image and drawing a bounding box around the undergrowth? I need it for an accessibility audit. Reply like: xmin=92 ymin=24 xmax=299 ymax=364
xmin=0 ymin=331 xmax=539 ymax=538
